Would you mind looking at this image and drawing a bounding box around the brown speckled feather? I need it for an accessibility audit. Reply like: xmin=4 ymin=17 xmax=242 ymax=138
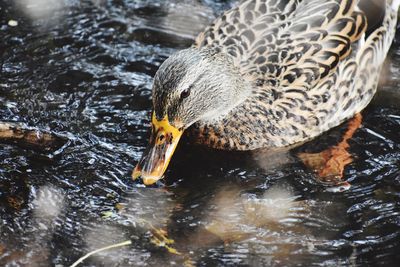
xmin=189 ymin=0 xmax=398 ymax=150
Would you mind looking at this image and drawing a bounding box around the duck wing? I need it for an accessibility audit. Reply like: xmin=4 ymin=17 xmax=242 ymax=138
xmin=196 ymin=0 xmax=366 ymax=90
xmin=312 ymin=0 xmax=399 ymax=127
xmin=191 ymin=0 xmax=399 ymax=150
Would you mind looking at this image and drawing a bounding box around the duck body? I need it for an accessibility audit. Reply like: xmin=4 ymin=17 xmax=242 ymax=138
xmin=187 ymin=0 xmax=399 ymax=150
xmin=133 ymin=0 xmax=399 ymax=185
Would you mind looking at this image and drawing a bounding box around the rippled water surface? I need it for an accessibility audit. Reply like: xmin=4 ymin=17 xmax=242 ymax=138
xmin=0 ymin=1 xmax=400 ymax=266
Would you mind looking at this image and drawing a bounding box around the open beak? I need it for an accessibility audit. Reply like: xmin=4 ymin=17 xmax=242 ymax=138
xmin=132 ymin=113 xmax=183 ymax=185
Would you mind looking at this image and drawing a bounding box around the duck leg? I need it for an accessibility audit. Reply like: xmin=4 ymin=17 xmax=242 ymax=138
xmin=297 ymin=113 xmax=362 ymax=187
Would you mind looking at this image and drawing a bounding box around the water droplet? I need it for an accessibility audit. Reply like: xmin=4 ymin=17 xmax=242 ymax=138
xmin=8 ymin=20 xmax=18 ymax=27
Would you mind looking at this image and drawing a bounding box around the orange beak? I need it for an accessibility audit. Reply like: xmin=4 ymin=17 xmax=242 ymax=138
xmin=132 ymin=113 xmax=183 ymax=185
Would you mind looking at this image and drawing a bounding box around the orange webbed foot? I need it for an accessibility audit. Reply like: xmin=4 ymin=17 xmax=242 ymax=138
xmin=298 ymin=113 xmax=362 ymax=188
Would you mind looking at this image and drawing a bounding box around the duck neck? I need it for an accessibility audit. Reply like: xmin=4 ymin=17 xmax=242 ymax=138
xmin=198 ymin=50 xmax=253 ymax=123
xmin=201 ymin=82 xmax=251 ymax=123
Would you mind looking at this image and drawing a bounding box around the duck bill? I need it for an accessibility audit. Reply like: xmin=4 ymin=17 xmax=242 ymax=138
xmin=132 ymin=113 xmax=183 ymax=185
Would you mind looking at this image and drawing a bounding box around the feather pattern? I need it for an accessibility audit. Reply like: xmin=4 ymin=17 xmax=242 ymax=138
xmin=188 ymin=0 xmax=399 ymax=150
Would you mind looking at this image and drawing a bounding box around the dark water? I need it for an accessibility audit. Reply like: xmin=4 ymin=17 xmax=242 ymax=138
xmin=0 ymin=0 xmax=399 ymax=266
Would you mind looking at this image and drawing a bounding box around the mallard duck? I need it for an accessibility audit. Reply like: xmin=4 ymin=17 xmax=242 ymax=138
xmin=133 ymin=0 xmax=399 ymax=185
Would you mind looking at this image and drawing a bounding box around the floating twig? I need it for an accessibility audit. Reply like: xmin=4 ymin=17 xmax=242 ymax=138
xmin=69 ymin=240 xmax=132 ymax=267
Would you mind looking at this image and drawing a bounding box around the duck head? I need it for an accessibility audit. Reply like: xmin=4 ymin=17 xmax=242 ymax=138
xmin=132 ymin=48 xmax=250 ymax=185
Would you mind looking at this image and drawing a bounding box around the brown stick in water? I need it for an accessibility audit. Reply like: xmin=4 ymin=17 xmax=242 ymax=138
xmin=0 ymin=122 xmax=66 ymax=152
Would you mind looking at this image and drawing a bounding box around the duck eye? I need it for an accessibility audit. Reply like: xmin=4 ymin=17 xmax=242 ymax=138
xmin=180 ymin=88 xmax=190 ymax=99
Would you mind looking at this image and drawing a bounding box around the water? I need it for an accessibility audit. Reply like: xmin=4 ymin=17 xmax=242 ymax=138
xmin=0 ymin=0 xmax=399 ymax=266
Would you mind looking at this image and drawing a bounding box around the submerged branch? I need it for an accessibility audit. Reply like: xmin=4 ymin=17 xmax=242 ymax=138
xmin=0 ymin=122 xmax=67 ymax=152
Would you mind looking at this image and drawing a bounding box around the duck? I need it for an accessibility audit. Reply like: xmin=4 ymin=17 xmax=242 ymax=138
xmin=132 ymin=0 xmax=399 ymax=185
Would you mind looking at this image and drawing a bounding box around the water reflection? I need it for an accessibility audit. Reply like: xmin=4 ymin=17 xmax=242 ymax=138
xmin=0 ymin=186 xmax=65 ymax=266
xmin=15 ymin=0 xmax=66 ymax=21
xmin=206 ymin=185 xmax=298 ymax=237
